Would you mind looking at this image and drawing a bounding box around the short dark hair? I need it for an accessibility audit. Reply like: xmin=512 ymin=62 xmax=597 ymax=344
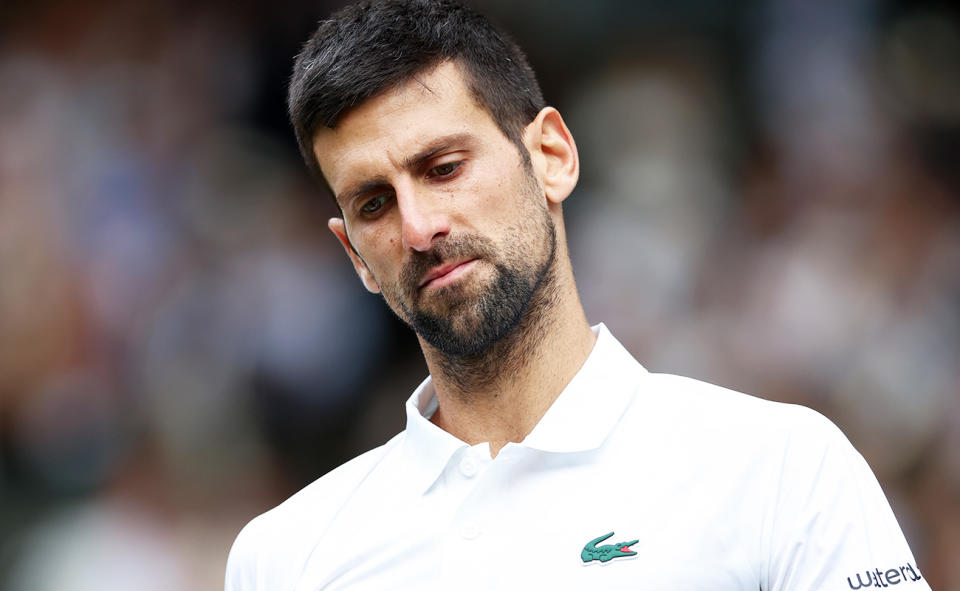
xmin=288 ymin=0 xmax=545 ymax=183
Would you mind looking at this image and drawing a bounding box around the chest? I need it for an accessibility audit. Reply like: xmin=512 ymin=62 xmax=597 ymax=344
xmin=296 ymin=446 xmax=768 ymax=591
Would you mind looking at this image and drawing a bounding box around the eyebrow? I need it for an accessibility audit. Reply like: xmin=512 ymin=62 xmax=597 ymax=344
xmin=400 ymin=132 xmax=473 ymax=170
xmin=336 ymin=132 xmax=475 ymax=206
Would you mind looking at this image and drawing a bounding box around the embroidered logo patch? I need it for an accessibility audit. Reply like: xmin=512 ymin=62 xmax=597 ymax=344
xmin=580 ymin=531 xmax=638 ymax=564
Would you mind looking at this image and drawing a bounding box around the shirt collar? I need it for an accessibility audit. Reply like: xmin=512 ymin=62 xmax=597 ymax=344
xmin=401 ymin=378 xmax=469 ymax=495
xmin=399 ymin=324 xmax=646 ymax=494
xmin=520 ymin=323 xmax=646 ymax=452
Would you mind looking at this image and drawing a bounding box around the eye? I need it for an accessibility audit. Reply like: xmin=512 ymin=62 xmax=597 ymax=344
xmin=359 ymin=193 xmax=389 ymax=216
xmin=428 ymin=161 xmax=461 ymax=178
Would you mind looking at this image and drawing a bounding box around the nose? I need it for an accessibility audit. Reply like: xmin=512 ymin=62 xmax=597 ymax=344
xmin=396 ymin=182 xmax=450 ymax=252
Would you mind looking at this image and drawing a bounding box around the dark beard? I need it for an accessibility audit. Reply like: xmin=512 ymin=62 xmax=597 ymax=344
xmin=405 ymin=222 xmax=556 ymax=357
xmin=376 ymin=200 xmax=558 ymax=392
xmin=410 ymin=219 xmax=559 ymax=393
xmin=361 ymin=156 xmax=559 ymax=392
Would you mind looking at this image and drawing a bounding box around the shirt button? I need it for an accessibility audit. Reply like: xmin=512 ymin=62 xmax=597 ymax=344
xmin=461 ymin=523 xmax=481 ymax=540
xmin=459 ymin=456 xmax=479 ymax=477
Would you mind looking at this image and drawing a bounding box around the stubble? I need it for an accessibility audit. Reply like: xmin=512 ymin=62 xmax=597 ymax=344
xmin=379 ymin=193 xmax=560 ymax=394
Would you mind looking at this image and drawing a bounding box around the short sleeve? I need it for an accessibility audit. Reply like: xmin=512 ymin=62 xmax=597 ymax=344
xmin=763 ymin=409 xmax=930 ymax=591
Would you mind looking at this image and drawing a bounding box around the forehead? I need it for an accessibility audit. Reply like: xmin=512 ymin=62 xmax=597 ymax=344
xmin=311 ymin=62 xmax=501 ymax=196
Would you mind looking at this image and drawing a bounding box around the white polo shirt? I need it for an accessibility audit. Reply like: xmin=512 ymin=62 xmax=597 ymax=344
xmin=226 ymin=325 xmax=929 ymax=590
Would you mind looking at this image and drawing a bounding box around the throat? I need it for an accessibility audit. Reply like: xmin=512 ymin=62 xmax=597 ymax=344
xmin=422 ymin=256 xmax=567 ymax=453
xmin=427 ymin=377 xmax=544 ymax=459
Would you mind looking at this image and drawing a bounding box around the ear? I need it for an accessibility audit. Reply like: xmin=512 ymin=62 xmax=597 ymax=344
xmin=328 ymin=218 xmax=381 ymax=293
xmin=524 ymin=107 xmax=580 ymax=205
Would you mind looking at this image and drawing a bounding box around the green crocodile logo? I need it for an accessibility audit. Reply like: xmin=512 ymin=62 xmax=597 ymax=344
xmin=581 ymin=531 xmax=639 ymax=564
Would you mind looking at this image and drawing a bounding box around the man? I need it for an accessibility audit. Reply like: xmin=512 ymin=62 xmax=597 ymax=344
xmin=226 ymin=1 xmax=930 ymax=589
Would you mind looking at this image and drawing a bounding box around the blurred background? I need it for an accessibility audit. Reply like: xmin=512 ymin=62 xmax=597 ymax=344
xmin=1 ymin=0 xmax=958 ymax=588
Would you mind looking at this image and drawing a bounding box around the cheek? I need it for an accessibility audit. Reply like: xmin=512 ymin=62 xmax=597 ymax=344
xmin=353 ymin=225 xmax=401 ymax=278
xmin=486 ymin=169 xmax=539 ymax=226
xmin=461 ymin=173 xmax=517 ymax=227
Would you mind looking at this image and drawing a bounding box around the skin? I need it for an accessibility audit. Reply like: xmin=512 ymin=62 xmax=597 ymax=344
xmin=315 ymin=61 xmax=595 ymax=457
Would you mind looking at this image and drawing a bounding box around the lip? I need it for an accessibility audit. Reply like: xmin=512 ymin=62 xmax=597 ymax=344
xmin=419 ymin=259 xmax=479 ymax=289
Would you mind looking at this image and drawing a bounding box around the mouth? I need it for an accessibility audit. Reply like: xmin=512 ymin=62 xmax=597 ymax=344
xmin=419 ymin=258 xmax=479 ymax=290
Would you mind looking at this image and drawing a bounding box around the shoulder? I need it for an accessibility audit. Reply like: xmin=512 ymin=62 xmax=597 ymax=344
xmin=642 ymin=371 xmax=842 ymax=437
xmin=225 ymin=432 xmax=405 ymax=591
xmin=636 ymin=374 xmax=900 ymax=520
xmin=625 ymin=372 xmax=856 ymax=477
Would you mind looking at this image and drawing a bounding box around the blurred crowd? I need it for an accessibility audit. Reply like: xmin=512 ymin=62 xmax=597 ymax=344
xmin=1 ymin=0 xmax=957 ymax=589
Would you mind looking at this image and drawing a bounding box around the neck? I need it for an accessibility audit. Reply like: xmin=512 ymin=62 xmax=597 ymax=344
xmin=420 ymin=250 xmax=595 ymax=457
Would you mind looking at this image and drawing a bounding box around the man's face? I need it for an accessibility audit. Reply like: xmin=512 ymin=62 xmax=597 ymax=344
xmin=315 ymin=62 xmax=556 ymax=356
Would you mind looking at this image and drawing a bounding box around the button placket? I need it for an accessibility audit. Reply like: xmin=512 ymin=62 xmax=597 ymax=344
xmin=459 ymin=455 xmax=479 ymax=478
xmin=460 ymin=522 xmax=482 ymax=540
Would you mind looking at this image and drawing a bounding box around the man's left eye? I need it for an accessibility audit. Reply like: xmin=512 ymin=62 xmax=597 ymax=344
xmin=429 ymin=162 xmax=460 ymax=177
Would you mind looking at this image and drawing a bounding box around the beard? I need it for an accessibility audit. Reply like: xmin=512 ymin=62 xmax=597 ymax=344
xmin=403 ymin=217 xmax=555 ymax=356
xmin=378 ymin=196 xmax=557 ymax=359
